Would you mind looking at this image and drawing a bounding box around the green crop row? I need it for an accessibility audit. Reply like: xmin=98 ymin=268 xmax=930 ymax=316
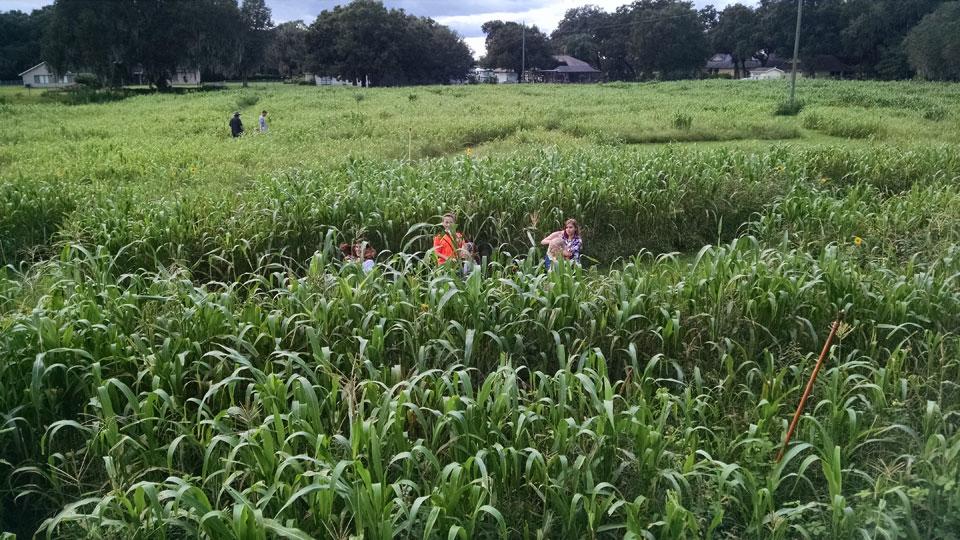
xmin=1 ymin=238 xmax=958 ymax=538
xmin=3 ymin=145 xmax=959 ymax=277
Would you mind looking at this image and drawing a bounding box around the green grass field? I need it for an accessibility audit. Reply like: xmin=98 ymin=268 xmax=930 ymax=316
xmin=1 ymin=81 xmax=959 ymax=538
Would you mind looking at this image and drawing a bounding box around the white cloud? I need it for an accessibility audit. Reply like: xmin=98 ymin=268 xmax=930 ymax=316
xmin=438 ymin=0 xmax=625 ymax=58
xmin=0 ymin=0 xmax=49 ymax=10
xmin=463 ymin=36 xmax=487 ymax=59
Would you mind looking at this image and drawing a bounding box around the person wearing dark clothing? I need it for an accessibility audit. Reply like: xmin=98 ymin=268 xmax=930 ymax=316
xmin=229 ymin=112 xmax=243 ymax=138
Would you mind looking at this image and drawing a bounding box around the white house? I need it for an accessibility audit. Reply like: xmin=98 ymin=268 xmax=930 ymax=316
xmin=469 ymin=67 xmax=521 ymax=84
xmin=172 ymin=68 xmax=201 ymax=85
xmin=471 ymin=68 xmax=495 ymax=83
xmin=315 ymin=74 xmax=368 ymax=86
xmin=131 ymin=65 xmax=201 ymax=86
xmin=748 ymin=67 xmax=786 ymax=80
xmin=315 ymin=75 xmax=353 ymax=86
xmin=493 ymin=69 xmax=518 ymax=84
xmin=19 ymin=62 xmax=75 ymax=88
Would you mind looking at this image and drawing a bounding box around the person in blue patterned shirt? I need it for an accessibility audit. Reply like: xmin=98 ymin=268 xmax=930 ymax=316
xmin=541 ymin=218 xmax=582 ymax=269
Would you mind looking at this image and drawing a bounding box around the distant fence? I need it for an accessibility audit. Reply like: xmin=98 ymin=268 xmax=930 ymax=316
xmin=0 ymin=80 xmax=22 ymax=86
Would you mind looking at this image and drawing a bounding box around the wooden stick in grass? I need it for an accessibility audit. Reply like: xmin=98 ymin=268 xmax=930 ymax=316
xmin=776 ymin=311 xmax=845 ymax=463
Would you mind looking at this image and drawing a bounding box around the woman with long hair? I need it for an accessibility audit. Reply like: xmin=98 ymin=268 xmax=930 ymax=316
xmin=540 ymin=218 xmax=582 ymax=269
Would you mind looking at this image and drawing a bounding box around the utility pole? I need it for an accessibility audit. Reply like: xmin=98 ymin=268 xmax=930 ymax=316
xmin=789 ymin=0 xmax=803 ymax=106
xmin=521 ymin=21 xmax=526 ymax=83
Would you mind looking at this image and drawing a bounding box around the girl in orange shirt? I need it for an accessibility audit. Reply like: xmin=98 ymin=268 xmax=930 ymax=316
xmin=433 ymin=212 xmax=464 ymax=265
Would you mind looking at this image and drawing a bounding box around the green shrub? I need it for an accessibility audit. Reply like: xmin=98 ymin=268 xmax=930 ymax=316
xmin=803 ymin=112 xmax=884 ymax=139
xmin=773 ymin=99 xmax=804 ymax=116
xmin=802 ymin=112 xmax=824 ymax=130
xmin=74 ymin=73 xmax=101 ymax=88
xmin=829 ymin=118 xmax=884 ymax=138
xmin=923 ymin=104 xmax=948 ymax=122
xmin=44 ymin=87 xmax=132 ymax=105
xmin=673 ymin=111 xmax=693 ymax=130
xmin=235 ymin=93 xmax=260 ymax=109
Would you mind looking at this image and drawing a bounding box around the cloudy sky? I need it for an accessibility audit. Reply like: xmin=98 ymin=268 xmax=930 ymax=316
xmin=0 ymin=0 xmax=746 ymax=57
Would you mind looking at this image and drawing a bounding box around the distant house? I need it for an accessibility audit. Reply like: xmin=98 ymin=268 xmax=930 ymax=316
xmin=173 ymin=68 xmax=201 ymax=85
xmin=748 ymin=67 xmax=786 ymax=80
xmin=19 ymin=62 xmax=75 ymax=88
xmin=315 ymin=75 xmax=352 ymax=86
xmin=315 ymin=74 xmax=368 ymax=86
xmin=705 ymin=53 xmax=737 ymax=77
xmin=131 ymin=66 xmax=201 ymax=86
xmin=795 ymin=55 xmax=855 ymax=79
xmin=470 ymin=68 xmax=496 ymax=83
xmin=493 ymin=69 xmax=518 ymax=84
xmin=706 ymin=53 xmax=790 ymax=79
xmin=527 ymin=55 xmax=601 ymax=84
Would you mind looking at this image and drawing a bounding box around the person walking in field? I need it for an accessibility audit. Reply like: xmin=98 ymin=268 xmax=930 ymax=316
xmin=258 ymin=110 xmax=268 ymax=133
xmin=541 ymin=218 xmax=583 ymax=270
xmin=434 ymin=213 xmax=465 ymax=266
xmin=340 ymin=241 xmax=376 ymax=273
xmin=229 ymin=112 xmax=244 ymax=138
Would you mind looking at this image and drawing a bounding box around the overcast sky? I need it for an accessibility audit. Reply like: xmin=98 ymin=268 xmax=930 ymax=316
xmin=0 ymin=0 xmax=748 ymax=58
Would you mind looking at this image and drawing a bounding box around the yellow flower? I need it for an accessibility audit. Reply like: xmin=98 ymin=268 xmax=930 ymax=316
xmin=819 ymin=176 xmax=829 ymax=184
xmin=420 ymin=303 xmax=429 ymax=312
xmin=465 ymin=147 xmax=473 ymax=157
xmin=853 ymin=236 xmax=863 ymax=247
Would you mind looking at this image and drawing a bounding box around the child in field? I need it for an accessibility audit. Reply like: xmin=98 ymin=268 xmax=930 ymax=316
xmin=259 ymin=110 xmax=268 ymax=133
xmin=541 ymin=218 xmax=583 ymax=270
xmin=459 ymin=242 xmax=478 ymax=275
xmin=433 ymin=212 xmax=465 ymax=265
xmin=340 ymin=241 xmax=375 ymax=273
xmin=361 ymin=243 xmax=376 ymax=273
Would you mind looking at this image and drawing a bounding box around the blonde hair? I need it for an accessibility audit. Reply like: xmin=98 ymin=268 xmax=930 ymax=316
xmin=548 ymin=238 xmax=565 ymax=259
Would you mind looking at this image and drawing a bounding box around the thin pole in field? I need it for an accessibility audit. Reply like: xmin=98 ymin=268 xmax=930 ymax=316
xmin=776 ymin=312 xmax=844 ymax=463
xmin=521 ymin=21 xmax=526 ymax=83
xmin=789 ymin=0 xmax=804 ymax=106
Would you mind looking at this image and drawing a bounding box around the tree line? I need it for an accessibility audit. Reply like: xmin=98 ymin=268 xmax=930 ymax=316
xmin=1 ymin=0 xmax=274 ymax=88
xmin=0 ymin=0 xmax=473 ymax=87
xmin=1 ymin=0 xmax=959 ymax=86
xmin=531 ymin=0 xmax=960 ymax=81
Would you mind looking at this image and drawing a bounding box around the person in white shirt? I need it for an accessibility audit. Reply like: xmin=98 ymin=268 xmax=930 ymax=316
xmin=360 ymin=243 xmax=376 ymax=273
xmin=258 ymin=110 xmax=268 ymax=133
